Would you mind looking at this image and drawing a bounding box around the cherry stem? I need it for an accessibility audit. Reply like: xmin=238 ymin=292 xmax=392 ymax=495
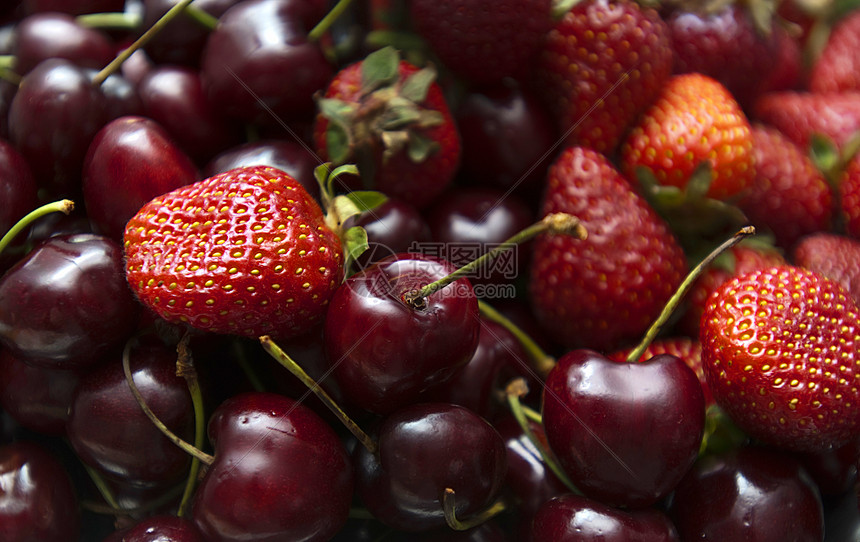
xmin=477 ymin=299 xmax=556 ymax=378
xmin=175 ymin=334 xmax=206 ymax=518
xmin=184 ymin=4 xmax=219 ymax=30
xmin=506 ymin=378 xmax=581 ymax=495
xmin=122 ymin=338 xmax=215 ymax=465
xmin=81 ymin=483 xmax=185 ymax=516
xmin=76 ymin=11 xmax=142 ymax=30
xmin=81 ymin=463 xmax=122 ymax=512
xmin=0 ymin=199 xmax=74 ymax=258
xmin=308 ymin=0 xmax=356 ymax=42
xmin=259 ymin=335 xmax=378 ymax=455
xmin=406 ymin=213 xmax=586 ymax=308
xmin=442 ymin=489 xmax=507 ymax=531
xmin=233 ymin=340 xmax=267 ymax=393
xmin=92 ymin=0 xmax=194 ymax=86
xmin=625 ymin=225 xmax=756 ymax=364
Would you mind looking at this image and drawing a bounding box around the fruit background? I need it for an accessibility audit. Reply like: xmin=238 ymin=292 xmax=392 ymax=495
xmin=0 ymin=0 xmax=858 ymax=540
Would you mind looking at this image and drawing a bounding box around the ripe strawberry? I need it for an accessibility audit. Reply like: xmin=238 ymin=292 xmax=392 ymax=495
xmin=737 ymin=124 xmax=833 ymax=250
xmin=792 ymin=232 xmax=860 ymax=305
xmin=700 ymin=265 xmax=860 ymax=452
xmin=529 ymin=146 xmax=687 ymax=352
xmin=753 ymin=91 xmax=860 ymax=153
xmin=532 ymin=0 xmax=673 ymax=154
xmin=313 ymin=47 xmax=460 ymax=209
xmin=842 ymin=154 xmax=860 ymax=238
xmin=810 ymin=9 xmax=860 ymax=93
xmin=621 ymin=73 xmax=755 ymax=201
xmin=410 ymin=0 xmax=552 ymax=85
xmin=124 ymin=165 xmax=344 ymax=339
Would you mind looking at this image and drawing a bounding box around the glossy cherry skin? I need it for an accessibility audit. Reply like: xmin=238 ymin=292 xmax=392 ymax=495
xmin=345 ymin=197 xmax=432 ymax=268
xmin=66 ymin=340 xmax=194 ymax=487
xmin=0 ymin=233 xmax=140 ymax=369
xmin=200 ymin=0 xmax=333 ymax=125
xmin=325 ymin=253 xmax=481 ymax=414
xmin=0 ymin=348 xmax=86 ymax=435
xmin=794 ymin=439 xmax=860 ymax=496
xmin=668 ymin=446 xmax=825 ymax=541
xmin=82 ymin=115 xmax=199 ymax=241
xmin=0 ymin=138 xmax=37 ymax=256
xmin=13 ymin=11 xmax=114 ymax=74
xmin=22 ymin=0 xmax=125 ymax=14
xmin=542 ymin=350 xmax=705 ymax=508
xmin=141 ymin=0 xmax=240 ymax=66
xmin=103 ymin=515 xmax=206 ymax=542
xmin=138 ymin=65 xmax=241 ymax=162
xmin=192 ymin=392 xmax=353 ymax=542
xmin=532 ymin=494 xmax=680 ymax=541
xmin=353 ymin=402 xmax=508 ymax=531
xmin=0 ymin=440 xmax=81 ymax=542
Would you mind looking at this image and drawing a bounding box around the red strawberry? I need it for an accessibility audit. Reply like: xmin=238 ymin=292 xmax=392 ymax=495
xmin=842 ymin=153 xmax=860 ymax=238
xmin=529 ymin=146 xmax=687 ymax=352
xmin=124 ymin=165 xmax=344 ymax=339
xmin=738 ymin=124 xmax=834 ymax=250
xmin=533 ymin=0 xmax=673 ymax=154
xmin=753 ymin=91 xmax=860 ymax=153
xmin=409 ymin=0 xmax=552 ymax=85
xmin=621 ymin=73 xmax=755 ymax=201
xmin=792 ymin=232 xmax=860 ymax=305
xmin=700 ymin=265 xmax=860 ymax=452
xmin=810 ymin=9 xmax=860 ymax=93
xmin=313 ymin=47 xmax=460 ymax=209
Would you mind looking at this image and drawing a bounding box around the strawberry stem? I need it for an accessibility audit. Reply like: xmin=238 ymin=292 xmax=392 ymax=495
xmin=405 ymin=213 xmax=586 ymax=308
xmin=478 ymin=300 xmax=556 ymax=378
xmin=308 ymin=0 xmax=356 ymax=42
xmin=92 ymin=0 xmax=194 ymax=86
xmin=260 ymin=335 xmax=378 ymax=454
xmin=121 ymin=338 xmax=215 ymax=466
xmin=0 ymin=199 xmax=74 ymax=258
xmin=442 ymin=489 xmax=507 ymax=531
xmin=625 ymin=225 xmax=756 ymax=364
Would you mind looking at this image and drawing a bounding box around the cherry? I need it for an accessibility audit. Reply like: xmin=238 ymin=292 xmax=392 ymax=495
xmin=93 ymin=69 xmax=144 ymax=122
xmin=324 ymin=252 xmax=480 ymax=414
xmin=794 ymin=439 xmax=860 ymax=496
xmin=668 ymin=446 xmax=825 ymax=541
xmin=141 ymin=0 xmax=239 ymax=66
xmin=0 ymin=348 xmax=86 ymax=436
xmin=21 ymin=0 xmax=125 ymax=15
xmin=191 ymin=391 xmax=353 ymax=542
xmin=66 ymin=339 xmax=195 ymax=488
xmin=0 ymin=440 xmax=81 ymax=542
xmin=200 ymin=0 xmax=333 ymax=126
xmin=82 ymin=115 xmax=200 ymax=241
xmin=352 ymin=402 xmax=507 ymax=532
xmin=104 ymin=515 xmax=206 ymax=542
xmin=0 ymin=138 xmax=37 ymax=265
xmin=541 ymin=350 xmax=705 ymax=508
xmin=345 ymin=197 xmax=432 ymax=267
xmin=531 ymin=494 xmax=680 ymax=541
xmin=137 ymin=65 xmax=242 ymax=162
xmin=0 ymin=233 xmax=140 ymax=369
xmin=12 ymin=11 xmax=114 ymax=74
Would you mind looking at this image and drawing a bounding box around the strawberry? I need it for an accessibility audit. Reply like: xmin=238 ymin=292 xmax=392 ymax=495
xmin=842 ymin=153 xmax=860 ymax=238
xmin=529 ymin=146 xmax=687 ymax=352
xmin=621 ymin=73 xmax=755 ymax=201
xmin=737 ymin=124 xmax=833 ymax=250
xmin=792 ymin=232 xmax=860 ymax=305
xmin=753 ymin=91 xmax=860 ymax=153
xmin=700 ymin=265 xmax=860 ymax=452
xmin=810 ymin=9 xmax=860 ymax=93
xmin=313 ymin=47 xmax=460 ymax=209
xmin=532 ymin=0 xmax=673 ymax=154
xmin=124 ymin=165 xmax=344 ymax=339
xmin=409 ymin=0 xmax=552 ymax=85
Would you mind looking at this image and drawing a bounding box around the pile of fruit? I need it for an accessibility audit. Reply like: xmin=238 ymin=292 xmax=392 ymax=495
xmin=0 ymin=0 xmax=859 ymax=540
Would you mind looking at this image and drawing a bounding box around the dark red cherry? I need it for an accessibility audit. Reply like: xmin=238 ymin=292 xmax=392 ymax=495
xmin=66 ymin=340 xmax=194 ymax=487
xmin=203 ymin=139 xmax=320 ymax=201
xmin=353 ymin=402 xmax=507 ymax=532
xmin=103 ymin=515 xmax=206 ymax=542
xmin=531 ymin=494 xmax=680 ymax=541
xmin=456 ymin=83 xmax=556 ymax=198
xmin=325 ymin=253 xmax=481 ymax=414
xmin=0 ymin=440 xmax=81 ymax=542
xmin=541 ymin=350 xmax=705 ymax=508
xmin=141 ymin=0 xmax=240 ymax=66
xmin=0 ymin=138 xmax=37 ymax=247
xmin=200 ymin=0 xmax=333 ymax=125
xmin=669 ymin=446 xmax=825 ymax=541
xmin=12 ymin=11 xmax=114 ymax=74
xmin=91 ymin=70 xmax=144 ymax=122
xmin=191 ymin=392 xmax=353 ymax=542
xmin=22 ymin=0 xmax=125 ymax=14
xmin=794 ymin=439 xmax=860 ymax=496
xmin=0 ymin=349 xmax=86 ymax=436
xmin=0 ymin=233 xmax=140 ymax=369
xmin=405 ymin=521 xmax=511 ymax=541
xmin=137 ymin=65 xmax=241 ymax=162
xmin=0 ymin=79 xmax=16 ymax=139
xmin=82 ymin=115 xmax=199 ymax=241
xmin=345 ymin=197 xmax=432 ymax=267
